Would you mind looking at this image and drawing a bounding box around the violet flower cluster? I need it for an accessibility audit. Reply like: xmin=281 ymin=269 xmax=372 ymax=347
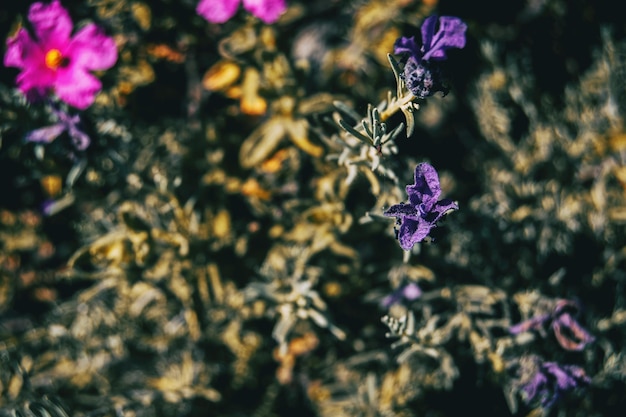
xmin=510 ymin=299 xmax=595 ymax=351
xmin=394 ymin=15 xmax=467 ymax=98
xmin=510 ymin=300 xmax=594 ymax=408
xmin=384 ymin=163 xmax=458 ymax=251
xmin=3 ymin=0 xmax=117 ymax=109
xmin=517 ymin=356 xmax=591 ymax=408
xmin=196 ymin=0 xmax=287 ymax=24
xmin=25 ymin=104 xmax=90 ymax=150
xmin=380 ymin=282 xmax=422 ymax=308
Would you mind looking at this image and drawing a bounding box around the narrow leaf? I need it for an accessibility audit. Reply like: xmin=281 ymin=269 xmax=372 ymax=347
xmin=339 ymin=119 xmax=372 ymax=144
xmin=333 ymin=100 xmax=361 ymax=124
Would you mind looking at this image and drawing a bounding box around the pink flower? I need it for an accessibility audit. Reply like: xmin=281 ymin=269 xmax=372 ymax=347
xmin=196 ymin=0 xmax=286 ymax=24
xmin=3 ymin=0 xmax=118 ymax=109
xmin=509 ymin=299 xmax=595 ymax=351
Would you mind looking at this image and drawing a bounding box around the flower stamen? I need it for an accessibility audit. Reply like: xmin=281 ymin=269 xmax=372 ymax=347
xmin=45 ymin=49 xmax=66 ymax=70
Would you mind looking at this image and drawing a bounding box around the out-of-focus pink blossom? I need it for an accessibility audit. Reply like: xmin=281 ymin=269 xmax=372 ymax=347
xmin=3 ymin=0 xmax=118 ymax=109
xmin=380 ymin=282 xmax=422 ymax=308
xmin=196 ymin=0 xmax=286 ymax=24
xmin=510 ymin=299 xmax=595 ymax=351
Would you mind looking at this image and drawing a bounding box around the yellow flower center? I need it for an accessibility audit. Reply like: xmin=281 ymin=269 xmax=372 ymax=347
xmin=45 ymin=49 xmax=64 ymax=70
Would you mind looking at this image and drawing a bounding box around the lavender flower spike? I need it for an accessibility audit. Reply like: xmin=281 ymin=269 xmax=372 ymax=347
xmin=420 ymin=16 xmax=467 ymax=62
xmin=25 ymin=105 xmax=90 ymax=150
xmin=518 ymin=356 xmax=591 ymax=408
xmin=393 ymin=15 xmax=467 ymax=98
xmin=383 ymin=163 xmax=458 ymax=250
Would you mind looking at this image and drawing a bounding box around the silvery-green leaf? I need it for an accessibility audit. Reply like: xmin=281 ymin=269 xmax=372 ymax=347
xmin=332 ymin=100 xmax=361 ymax=124
xmin=338 ymin=119 xmax=371 ymax=144
xmin=401 ymin=104 xmax=416 ymax=137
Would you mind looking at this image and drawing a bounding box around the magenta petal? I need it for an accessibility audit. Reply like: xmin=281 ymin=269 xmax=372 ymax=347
xmin=4 ymin=28 xmax=39 ymax=68
xmin=5 ymin=30 xmax=51 ymax=100
xmin=67 ymin=23 xmax=118 ymax=71
xmin=55 ymin=67 xmax=102 ymax=110
xmin=552 ymin=313 xmax=595 ymax=351
xmin=196 ymin=0 xmax=241 ymax=23
xmin=28 ymin=0 xmax=73 ymax=47
xmin=4 ymin=31 xmax=24 ymax=68
xmin=243 ymin=0 xmax=286 ymax=24
xmin=15 ymin=65 xmax=55 ymax=96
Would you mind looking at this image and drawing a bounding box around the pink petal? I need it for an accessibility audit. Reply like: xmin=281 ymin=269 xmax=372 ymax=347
xmin=243 ymin=0 xmax=286 ymax=23
xmin=55 ymin=66 xmax=102 ymax=109
xmin=28 ymin=0 xmax=73 ymax=48
xmin=552 ymin=313 xmax=595 ymax=351
xmin=67 ymin=23 xmax=118 ymax=71
xmin=4 ymin=28 xmax=40 ymax=68
xmin=15 ymin=65 xmax=56 ymax=97
xmin=402 ymin=283 xmax=422 ymax=300
xmin=5 ymin=29 xmax=55 ymax=99
xmin=196 ymin=0 xmax=241 ymax=23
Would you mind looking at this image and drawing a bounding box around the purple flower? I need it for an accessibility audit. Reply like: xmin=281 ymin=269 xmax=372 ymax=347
xmin=394 ymin=15 xmax=467 ymax=98
xmin=197 ymin=0 xmax=287 ymax=24
xmin=25 ymin=105 xmax=90 ymax=150
xmin=3 ymin=0 xmax=118 ymax=109
xmin=42 ymin=193 xmax=75 ymax=216
xmin=510 ymin=299 xmax=595 ymax=351
xmin=383 ymin=163 xmax=458 ymax=250
xmin=381 ymin=282 xmax=422 ymax=308
xmin=517 ymin=356 xmax=591 ymax=408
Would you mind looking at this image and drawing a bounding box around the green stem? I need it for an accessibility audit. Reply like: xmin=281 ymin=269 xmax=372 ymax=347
xmin=380 ymin=92 xmax=416 ymax=122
